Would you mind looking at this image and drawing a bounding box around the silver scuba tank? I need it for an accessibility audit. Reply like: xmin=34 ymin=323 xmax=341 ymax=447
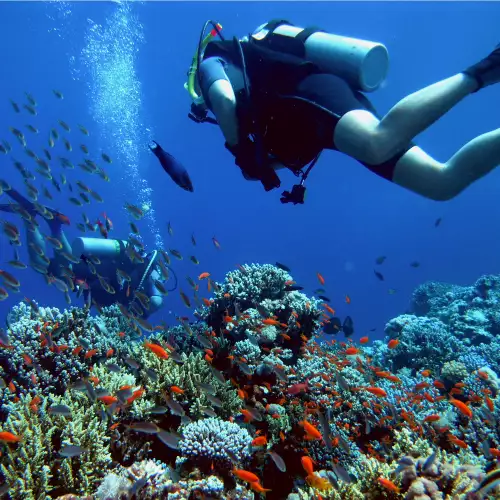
xmin=251 ymin=22 xmax=389 ymax=92
xmin=72 ymin=237 xmax=127 ymax=260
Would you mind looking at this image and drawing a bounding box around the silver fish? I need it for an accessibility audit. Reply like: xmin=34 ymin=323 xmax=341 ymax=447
xmin=157 ymin=430 xmax=180 ymax=450
xmin=165 ymin=398 xmax=185 ymax=417
xmin=48 ymin=404 xmax=72 ymax=416
xmin=126 ymin=422 xmax=160 ymax=434
xmin=267 ymin=451 xmax=286 ymax=472
xmin=60 ymin=445 xmax=87 ymax=457
xmin=147 ymin=405 xmax=168 ymax=415
xmin=144 ymin=368 xmax=159 ymax=382
xmin=206 ymin=394 xmax=223 ymax=408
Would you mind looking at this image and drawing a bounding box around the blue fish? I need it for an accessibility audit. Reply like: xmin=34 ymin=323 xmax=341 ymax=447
xmin=149 ymin=140 xmax=193 ymax=192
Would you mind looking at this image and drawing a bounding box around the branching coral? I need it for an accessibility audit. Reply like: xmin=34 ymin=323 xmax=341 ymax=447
xmin=131 ymin=351 xmax=241 ymax=420
xmin=0 ymin=391 xmax=112 ymax=499
xmin=178 ymin=417 xmax=252 ymax=469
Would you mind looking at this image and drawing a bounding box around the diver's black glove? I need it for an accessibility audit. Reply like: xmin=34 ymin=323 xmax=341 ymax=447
xmin=225 ymin=137 xmax=281 ymax=192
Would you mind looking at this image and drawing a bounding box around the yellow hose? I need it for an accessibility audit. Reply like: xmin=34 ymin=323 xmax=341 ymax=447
xmin=185 ymin=24 xmax=222 ymax=102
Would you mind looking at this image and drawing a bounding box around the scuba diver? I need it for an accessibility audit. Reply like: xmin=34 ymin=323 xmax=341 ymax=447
xmin=186 ymin=20 xmax=500 ymax=204
xmin=0 ymin=189 xmax=175 ymax=319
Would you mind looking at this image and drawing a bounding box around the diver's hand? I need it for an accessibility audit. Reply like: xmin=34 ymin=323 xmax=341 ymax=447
xmin=225 ymin=138 xmax=281 ymax=191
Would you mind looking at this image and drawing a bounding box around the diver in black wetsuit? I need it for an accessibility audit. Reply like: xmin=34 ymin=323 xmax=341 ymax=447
xmin=187 ymin=20 xmax=500 ymax=203
xmin=0 ymin=189 xmax=174 ymax=318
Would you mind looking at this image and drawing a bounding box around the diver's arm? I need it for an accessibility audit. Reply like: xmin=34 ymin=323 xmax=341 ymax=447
xmin=199 ymin=57 xmax=239 ymax=145
xmin=198 ymin=57 xmax=281 ymax=191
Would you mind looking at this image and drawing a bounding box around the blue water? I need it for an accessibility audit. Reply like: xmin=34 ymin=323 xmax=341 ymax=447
xmin=1 ymin=1 xmax=499 ymax=341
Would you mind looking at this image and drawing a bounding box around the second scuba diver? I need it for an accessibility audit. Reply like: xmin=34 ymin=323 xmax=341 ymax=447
xmin=0 ymin=189 xmax=175 ymax=319
xmin=186 ymin=20 xmax=500 ymax=204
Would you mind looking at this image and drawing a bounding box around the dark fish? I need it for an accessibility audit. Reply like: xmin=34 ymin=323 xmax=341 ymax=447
xmin=317 ymin=295 xmax=330 ymax=302
xmin=324 ymin=316 xmax=354 ymax=337
xmin=369 ymin=328 xmax=377 ymax=332
xmin=374 ymin=270 xmax=384 ymax=281
xmin=434 ymin=217 xmax=442 ymax=227
xmin=375 ymin=255 xmax=386 ymax=265
xmin=343 ymin=316 xmax=354 ymax=337
xmin=275 ymin=262 xmax=291 ymax=272
xmin=285 ymin=284 xmax=303 ymax=291
xmin=149 ymin=140 xmax=193 ymax=192
xmin=323 ymin=317 xmax=342 ymax=335
xmin=410 ymin=261 xmax=420 ymax=268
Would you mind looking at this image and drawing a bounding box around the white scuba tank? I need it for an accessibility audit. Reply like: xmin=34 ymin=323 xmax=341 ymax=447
xmin=72 ymin=237 xmax=127 ymax=260
xmin=251 ymin=23 xmax=389 ymax=92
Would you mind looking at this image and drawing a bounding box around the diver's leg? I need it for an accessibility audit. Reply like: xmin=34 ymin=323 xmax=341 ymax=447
xmin=333 ymin=74 xmax=478 ymax=163
xmin=385 ymin=129 xmax=500 ymax=201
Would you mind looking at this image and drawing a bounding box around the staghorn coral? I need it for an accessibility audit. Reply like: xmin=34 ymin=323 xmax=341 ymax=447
xmin=131 ymin=351 xmax=241 ymax=420
xmin=0 ymin=391 xmax=112 ymax=499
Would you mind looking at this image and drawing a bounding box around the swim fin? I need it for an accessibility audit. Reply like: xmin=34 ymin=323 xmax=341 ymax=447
xmin=464 ymin=43 xmax=500 ymax=92
xmin=1 ymin=189 xmax=67 ymax=233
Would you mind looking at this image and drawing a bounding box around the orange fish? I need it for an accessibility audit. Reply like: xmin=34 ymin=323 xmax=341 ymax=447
xmin=84 ymin=348 xmax=98 ymax=359
xmin=262 ymin=318 xmax=280 ymax=326
xmin=144 ymin=342 xmax=169 ymax=359
xmin=198 ymin=272 xmax=210 ymax=280
xmin=251 ymin=436 xmax=267 ymax=447
xmin=364 ymin=387 xmax=387 ymax=397
xmin=359 ymin=336 xmax=369 ymax=344
xmin=387 ymin=339 xmax=399 ymax=349
xmin=423 ymin=414 xmax=441 ymax=422
xmin=323 ymin=304 xmax=335 ymax=315
xmin=106 ymin=348 xmax=114 ymax=358
xmin=421 ymin=370 xmax=431 ymax=377
xmin=485 ymin=395 xmax=494 ymax=412
xmin=449 ymin=399 xmax=473 ymax=418
xmin=378 ymin=477 xmax=400 ymax=493
xmin=171 ymin=386 xmax=184 ymax=394
xmin=301 ymin=456 xmax=315 ymax=475
xmin=98 ymin=396 xmax=118 ymax=405
xmin=232 ymin=469 xmax=259 ymax=483
xmin=249 ymin=481 xmax=271 ymax=494
xmin=22 ymin=353 xmax=33 ymax=366
xmin=344 ymin=347 xmax=359 ymax=355
xmin=300 ymin=419 xmax=322 ymax=440
xmin=316 ymin=272 xmax=325 ymax=285
xmin=0 ymin=431 xmax=21 ymax=443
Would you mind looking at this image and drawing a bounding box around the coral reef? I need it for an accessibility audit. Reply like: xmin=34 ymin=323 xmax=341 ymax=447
xmin=1 ymin=265 xmax=500 ymax=499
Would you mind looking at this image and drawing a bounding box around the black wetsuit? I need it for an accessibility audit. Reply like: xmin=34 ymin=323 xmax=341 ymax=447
xmin=199 ymin=26 xmax=411 ymax=183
